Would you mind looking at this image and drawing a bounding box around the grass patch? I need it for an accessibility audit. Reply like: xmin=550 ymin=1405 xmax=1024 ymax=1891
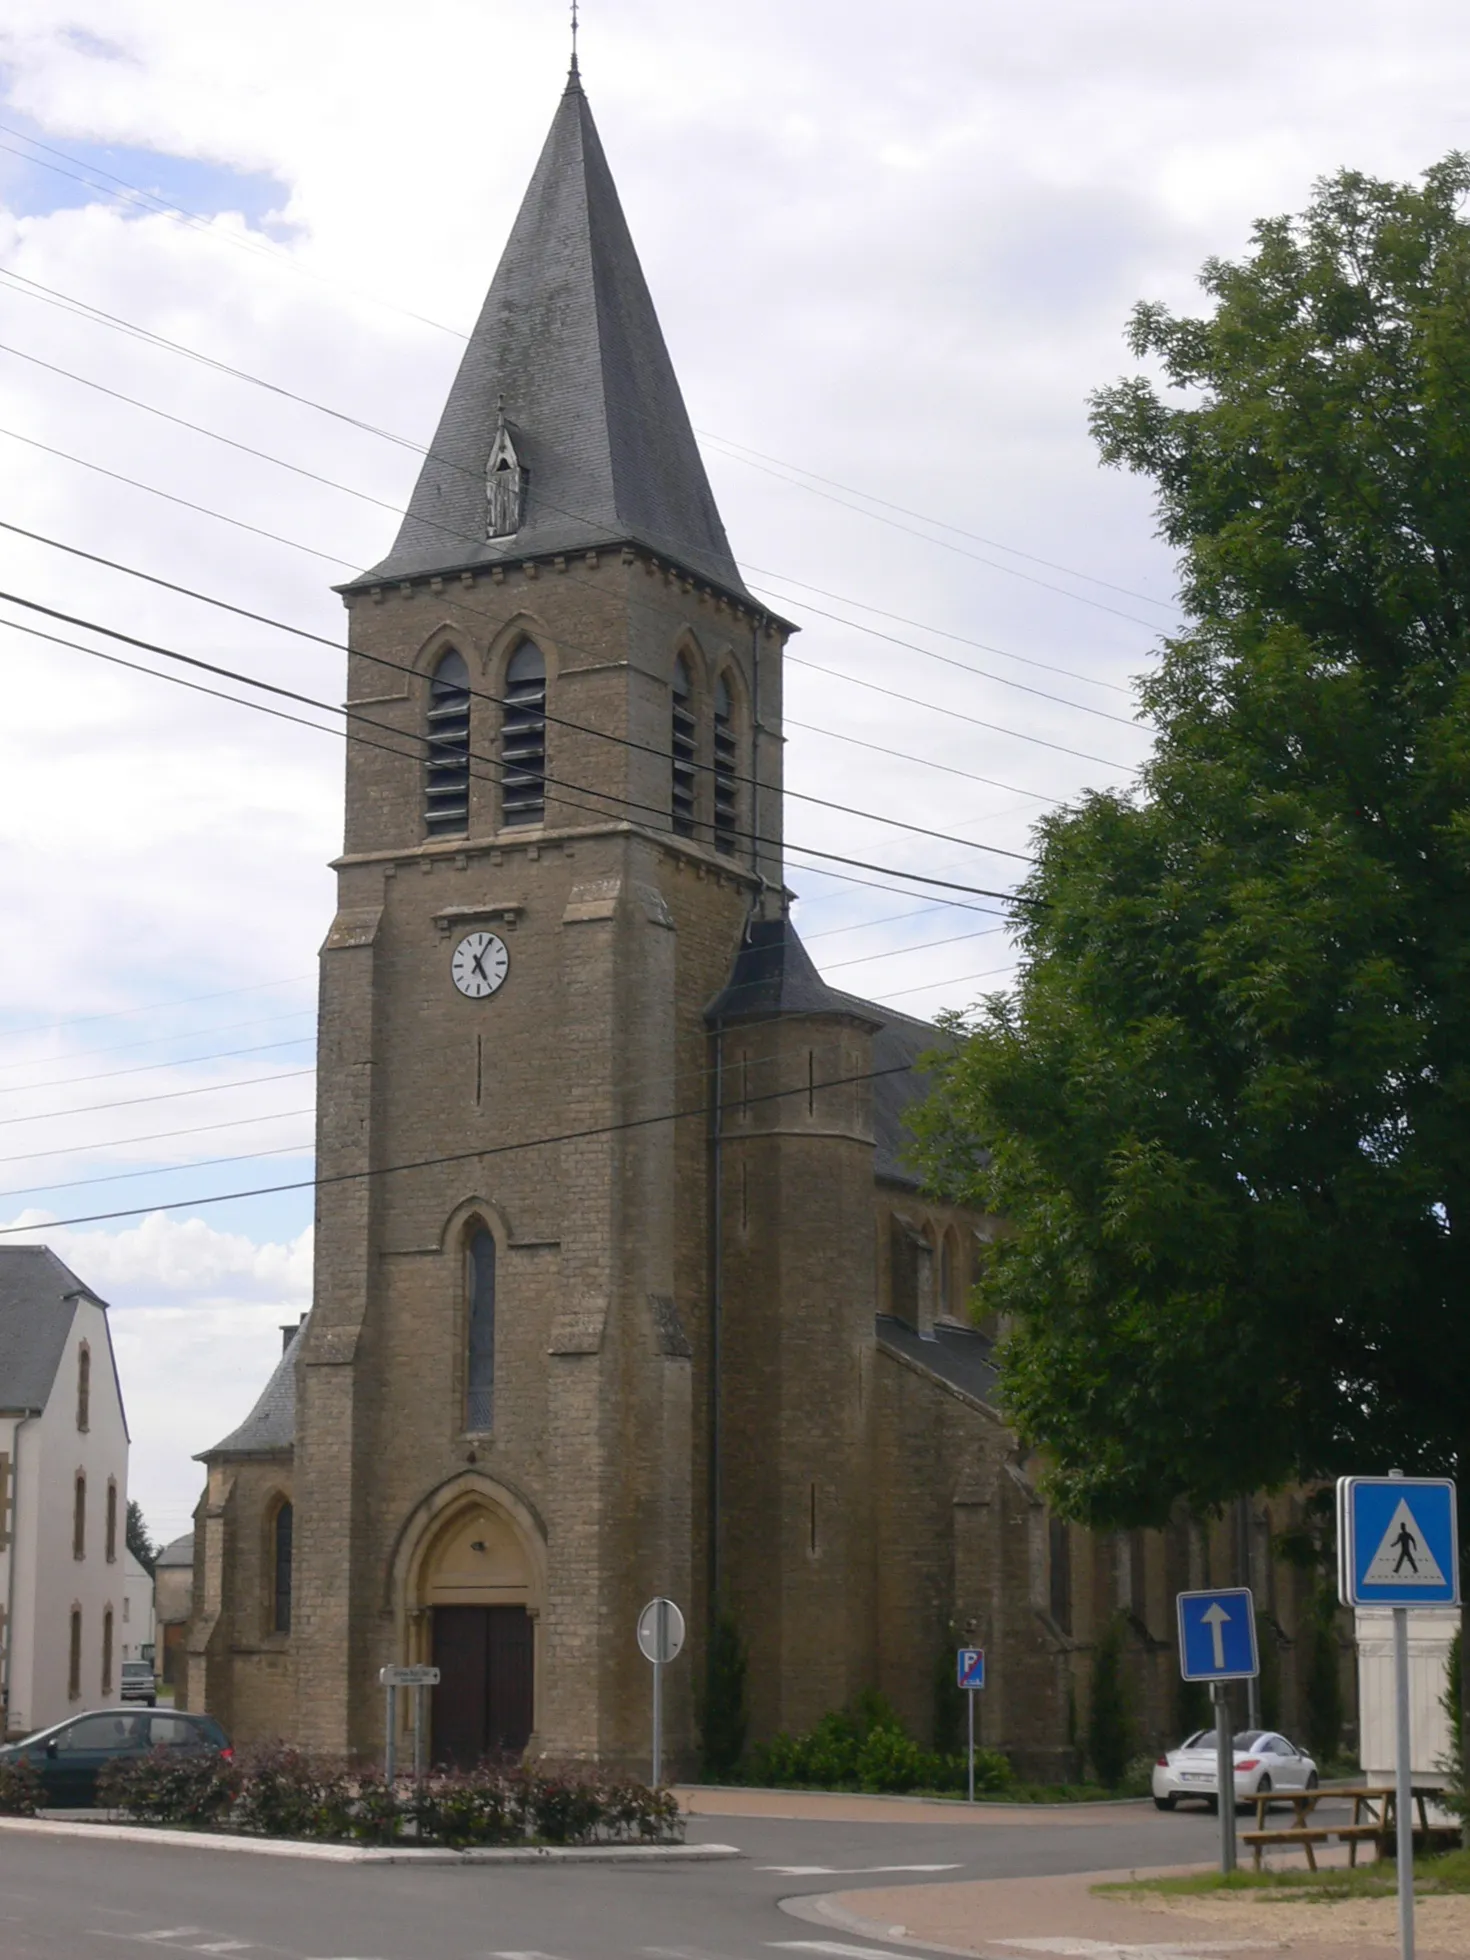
xmin=1098 ymin=1848 xmax=1470 ymax=1902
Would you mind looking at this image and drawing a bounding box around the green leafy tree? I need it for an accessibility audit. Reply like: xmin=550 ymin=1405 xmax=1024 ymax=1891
xmin=910 ymin=155 xmax=1470 ymax=1798
xmin=126 ymin=1499 xmax=157 ymax=1576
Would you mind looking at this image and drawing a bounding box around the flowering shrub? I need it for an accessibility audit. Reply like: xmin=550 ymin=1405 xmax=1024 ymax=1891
xmin=97 ymin=1747 xmax=241 ymax=1826
xmin=0 ymin=1757 xmax=41 ymax=1816
xmin=99 ymin=1748 xmax=683 ymax=1846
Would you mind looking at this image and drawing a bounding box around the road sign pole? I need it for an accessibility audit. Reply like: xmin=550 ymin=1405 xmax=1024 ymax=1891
xmin=1213 ymin=1683 xmax=1236 ymax=1874
xmin=413 ymin=1683 xmax=425 ymax=1784
xmin=384 ymin=1681 xmax=396 ymax=1783
xmin=967 ymin=1687 xmax=975 ymax=1803
xmin=1394 ymin=1603 xmax=1415 ymax=1960
xmin=652 ymin=1654 xmax=663 ymax=1786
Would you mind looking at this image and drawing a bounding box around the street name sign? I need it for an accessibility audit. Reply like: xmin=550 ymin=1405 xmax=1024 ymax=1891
xmin=956 ymin=1647 xmax=986 ymax=1690
xmin=1338 ymin=1476 xmax=1460 ymax=1609
xmin=1176 ymin=1587 xmax=1259 ymax=1682
xmin=378 ymin=1665 xmax=440 ymax=1688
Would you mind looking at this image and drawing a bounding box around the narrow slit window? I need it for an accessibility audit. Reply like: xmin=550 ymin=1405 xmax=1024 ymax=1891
xmin=68 ymin=1608 xmax=82 ymax=1699
xmin=425 ymin=649 xmax=472 ymax=838
xmin=671 ymin=655 xmax=696 ymax=836
xmin=102 ymin=1606 xmax=114 ymax=1696
xmin=76 ymin=1342 xmax=90 ymax=1432
xmin=466 ymin=1226 xmax=496 ymax=1431
xmin=501 ymin=642 xmax=546 ymax=826
xmin=713 ymin=674 xmax=737 ymax=854
xmin=105 ymin=1478 xmax=118 ymax=1562
xmin=809 ymin=1482 xmax=818 ymax=1556
xmin=273 ymin=1501 xmax=293 ymax=1634
xmin=73 ymin=1471 xmax=86 ymax=1560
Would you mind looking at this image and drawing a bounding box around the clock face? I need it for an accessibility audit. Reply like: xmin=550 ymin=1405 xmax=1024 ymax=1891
xmin=451 ymin=931 xmax=509 ymax=1000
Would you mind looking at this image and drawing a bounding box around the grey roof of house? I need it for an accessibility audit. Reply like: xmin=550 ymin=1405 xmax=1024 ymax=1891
xmin=0 ymin=1245 xmax=108 ymax=1413
xmin=155 ymin=1530 xmax=194 ymax=1569
xmin=200 ymin=1320 xmax=304 ymax=1459
xmin=875 ymin=1313 xmax=999 ymax=1407
xmin=347 ymin=71 xmax=751 ymax=601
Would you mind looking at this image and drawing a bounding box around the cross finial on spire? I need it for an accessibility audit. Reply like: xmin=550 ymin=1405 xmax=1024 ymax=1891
xmin=569 ymin=0 xmax=580 ymax=84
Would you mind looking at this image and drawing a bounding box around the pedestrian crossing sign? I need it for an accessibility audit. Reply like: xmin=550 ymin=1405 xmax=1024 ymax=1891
xmin=1338 ymin=1476 xmax=1460 ymax=1608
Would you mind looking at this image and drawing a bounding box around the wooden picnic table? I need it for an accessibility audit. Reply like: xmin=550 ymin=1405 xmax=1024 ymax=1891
xmin=1243 ymin=1784 xmax=1459 ymax=1872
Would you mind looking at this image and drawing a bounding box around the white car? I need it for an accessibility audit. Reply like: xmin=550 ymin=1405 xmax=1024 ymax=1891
xmin=1152 ymin=1728 xmax=1319 ymax=1810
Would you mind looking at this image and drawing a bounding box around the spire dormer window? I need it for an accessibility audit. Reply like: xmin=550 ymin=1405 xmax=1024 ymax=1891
xmin=425 ymin=650 xmax=472 ymax=839
xmin=671 ymin=655 xmax=696 ymax=837
xmin=485 ymin=405 xmax=527 ymax=540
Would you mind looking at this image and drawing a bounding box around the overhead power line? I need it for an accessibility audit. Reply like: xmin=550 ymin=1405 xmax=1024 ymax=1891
xmin=0 ymin=1060 xmax=912 ymax=1237
xmin=0 ymin=1066 xmax=316 ymax=1132
xmin=0 ymin=1007 xmax=316 ymax=1077
xmin=0 ymin=423 xmax=1087 ymax=809
xmin=0 ymin=1104 xmax=318 ymax=1170
xmin=0 ymin=1033 xmax=315 ymax=1100
xmin=0 ymin=243 xmax=1171 ymax=641
xmin=0 ymin=334 xmax=1146 ymax=737
xmin=0 ymin=523 xmax=1054 ymax=881
xmin=2 ymin=609 xmax=1022 ymax=931
xmin=0 ymin=973 xmax=314 ymax=1047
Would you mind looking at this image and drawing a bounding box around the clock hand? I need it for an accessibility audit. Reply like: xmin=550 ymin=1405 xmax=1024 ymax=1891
xmin=471 ymin=948 xmax=490 ymax=982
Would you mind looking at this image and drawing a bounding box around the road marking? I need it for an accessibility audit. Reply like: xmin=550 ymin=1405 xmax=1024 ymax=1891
xmin=760 ymin=1864 xmax=962 ymax=1876
xmin=769 ymin=1944 xmax=924 ymax=1959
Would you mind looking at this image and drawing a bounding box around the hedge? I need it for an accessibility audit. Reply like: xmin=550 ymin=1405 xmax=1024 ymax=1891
xmin=745 ymin=1691 xmax=1013 ymax=1796
xmin=95 ymin=1746 xmax=681 ymax=1846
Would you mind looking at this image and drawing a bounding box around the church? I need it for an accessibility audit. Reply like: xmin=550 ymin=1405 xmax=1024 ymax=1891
xmin=183 ymin=58 xmax=1344 ymax=1778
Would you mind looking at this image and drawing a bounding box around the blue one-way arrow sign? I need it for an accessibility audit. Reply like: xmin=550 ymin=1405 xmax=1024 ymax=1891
xmin=1177 ymin=1587 xmax=1259 ymax=1681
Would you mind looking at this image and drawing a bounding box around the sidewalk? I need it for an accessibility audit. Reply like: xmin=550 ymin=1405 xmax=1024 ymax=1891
xmin=677 ymin=1785 xmax=1148 ymax=1829
xmin=799 ymin=1864 xmax=1470 ymax=1958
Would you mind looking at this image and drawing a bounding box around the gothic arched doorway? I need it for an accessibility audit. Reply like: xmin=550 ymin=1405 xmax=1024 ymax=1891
xmin=417 ymin=1499 xmax=536 ymax=1767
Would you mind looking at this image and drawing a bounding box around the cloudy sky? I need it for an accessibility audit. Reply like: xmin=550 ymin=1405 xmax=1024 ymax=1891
xmin=1 ymin=0 xmax=1466 ymax=1539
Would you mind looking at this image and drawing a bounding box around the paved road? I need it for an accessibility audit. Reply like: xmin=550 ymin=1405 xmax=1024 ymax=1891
xmin=0 ymin=1801 xmax=1261 ymax=1960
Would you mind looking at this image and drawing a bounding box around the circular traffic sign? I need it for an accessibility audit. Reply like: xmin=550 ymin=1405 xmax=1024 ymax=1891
xmin=636 ymin=1597 xmax=685 ymax=1664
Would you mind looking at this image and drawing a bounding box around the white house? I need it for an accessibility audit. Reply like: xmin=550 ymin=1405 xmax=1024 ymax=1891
xmin=121 ymin=1548 xmax=155 ymax=1667
xmin=0 ymin=1247 xmax=130 ymax=1736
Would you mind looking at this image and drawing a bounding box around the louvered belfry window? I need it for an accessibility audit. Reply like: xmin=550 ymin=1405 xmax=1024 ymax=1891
xmin=671 ymin=655 xmax=696 ymax=836
xmin=713 ymin=674 xmax=738 ymax=854
xmin=501 ymin=641 xmax=546 ymax=826
xmin=425 ymin=649 xmax=472 ymax=837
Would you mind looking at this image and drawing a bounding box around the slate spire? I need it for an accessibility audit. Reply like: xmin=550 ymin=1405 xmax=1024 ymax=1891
xmin=359 ymin=74 xmax=749 ymax=597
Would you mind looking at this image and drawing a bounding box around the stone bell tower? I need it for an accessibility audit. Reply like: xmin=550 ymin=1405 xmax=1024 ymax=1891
xmin=288 ymin=56 xmax=791 ymax=1766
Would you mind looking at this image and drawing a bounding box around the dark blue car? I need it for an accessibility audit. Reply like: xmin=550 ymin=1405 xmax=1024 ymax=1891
xmin=0 ymin=1707 xmax=231 ymax=1806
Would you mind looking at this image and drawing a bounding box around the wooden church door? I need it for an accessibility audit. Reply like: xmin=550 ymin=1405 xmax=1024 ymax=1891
xmin=431 ymin=1605 xmax=534 ymax=1767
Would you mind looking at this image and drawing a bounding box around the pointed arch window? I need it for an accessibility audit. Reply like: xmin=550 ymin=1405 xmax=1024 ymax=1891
xmin=425 ymin=649 xmax=472 ymax=838
xmin=466 ymin=1227 xmax=496 ymax=1432
xmin=671 ymin=655 xmax=696 ymax=837
xmin=713 ymin=674 xmax=738 ymax=855
xmin=501 ymin=643 xmax=546 ymax=827
xmin=272 ymin=1500 xmax=293 ymax=1634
